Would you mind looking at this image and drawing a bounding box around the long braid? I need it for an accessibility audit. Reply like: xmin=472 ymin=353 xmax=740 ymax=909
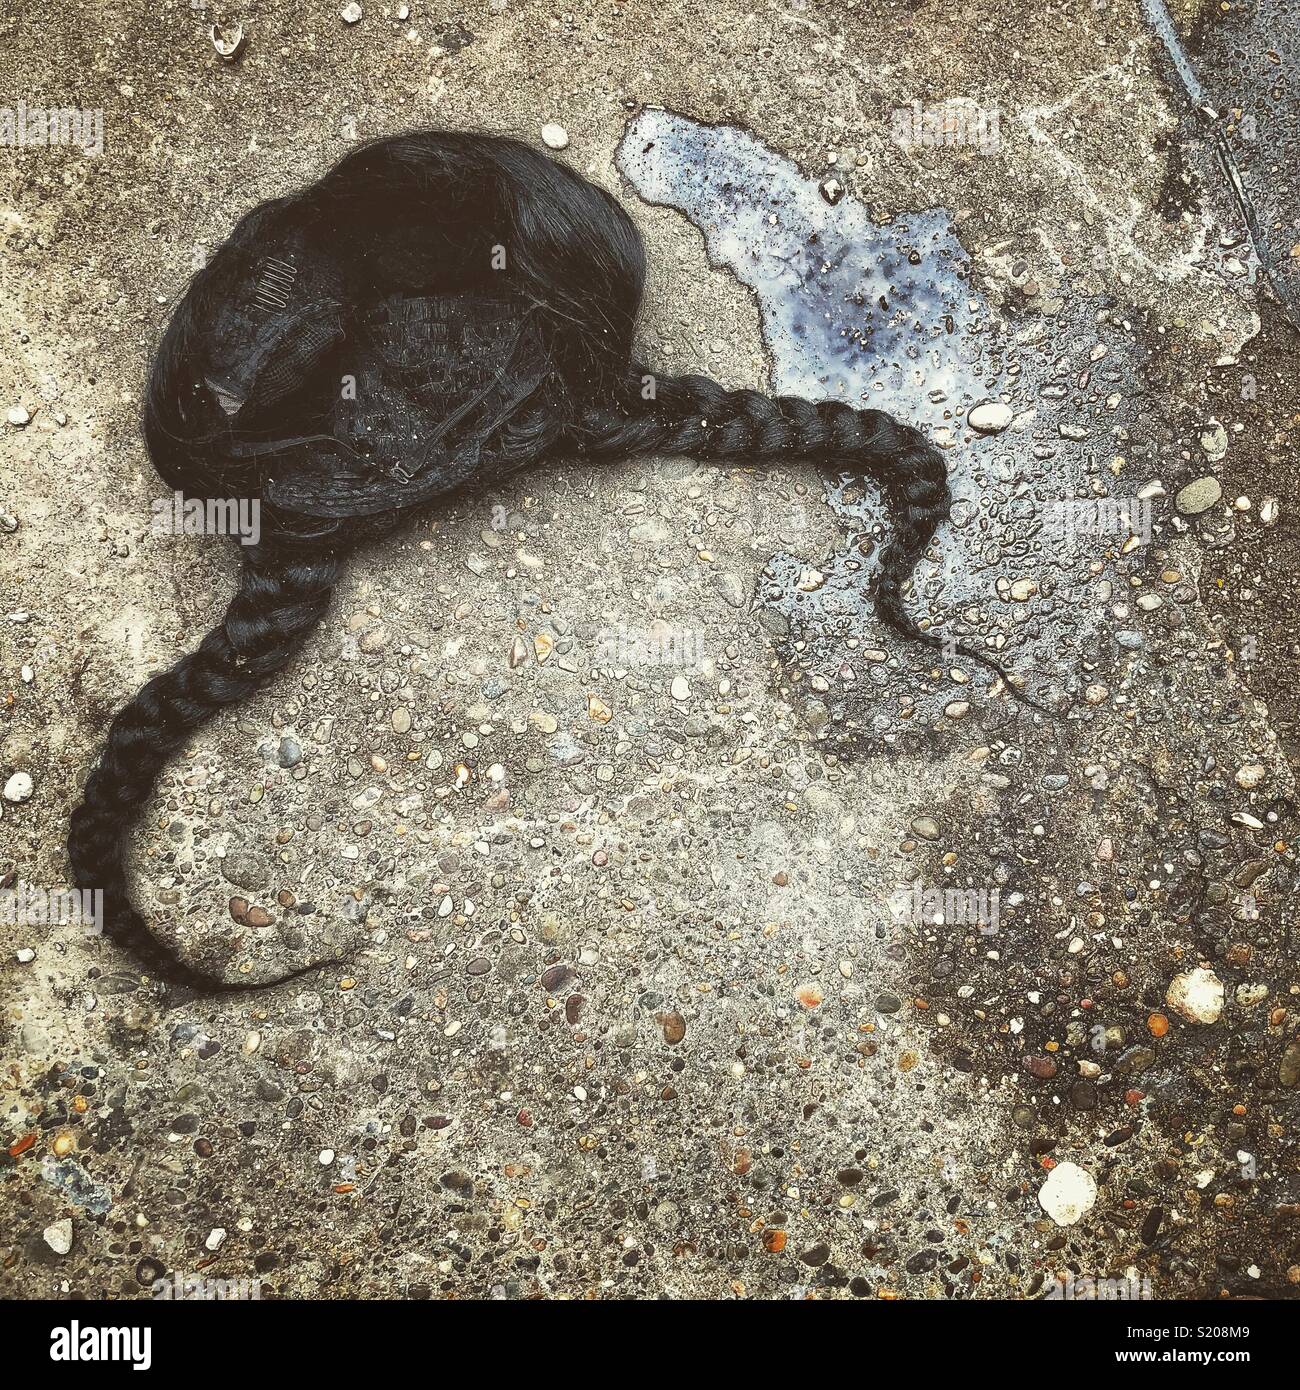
xmin=67 ymin=534 xmax=347 ymax=994
xmin=571 ymin=370 xmax=1022 ymax=687
xmin=69 ymin=131 xmax=1045 ymax=999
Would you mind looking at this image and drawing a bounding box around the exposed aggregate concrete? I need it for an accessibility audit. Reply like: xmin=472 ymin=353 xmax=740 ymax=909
xmin=2 ymin=0 xmax=1298 ymax=1299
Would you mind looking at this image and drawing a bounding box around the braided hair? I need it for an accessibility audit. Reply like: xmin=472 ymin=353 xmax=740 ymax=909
xmin=68 ymin=129 xmax=1007 ymax=996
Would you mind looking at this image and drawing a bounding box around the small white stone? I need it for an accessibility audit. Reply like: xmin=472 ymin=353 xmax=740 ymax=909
xmin=1166 ymin=966 xmax=1224 ymax=1025
xmin=540 ymin=123 xmax=570 ymax=150
xmin=319 ymin=1148 xmax=335 ymax=1165
xmin=340 ymin=1 xmax=362 ymax=22
xmin=43 ymin=1218 xmax=73 ymax=1255
xmin=205 ymin=1227 xmax=227 ymax=1251
xmin=1038 ymin=1161 xmax=1097 ymax=1226
xmin=6 ymin=405 xmax=31 ymax=427
xmin=670 ymin=676 xmax=690 ymax=702
xmin=968 ymin=401 xmax=1013 ymax=434
xmin=16 ymin=947 xmax=35 ymax=963
xmin=210 ymin=21 xmax=246 ymax=60
xmin=1235 ymin=763 xmax=1266 ymax=790
xmin=3 ymin=771 xmax=33 ymax=802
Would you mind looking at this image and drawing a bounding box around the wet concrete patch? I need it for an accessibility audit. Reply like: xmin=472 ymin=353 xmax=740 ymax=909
xmin=618 ymin=109 xmax=1178 ymax=750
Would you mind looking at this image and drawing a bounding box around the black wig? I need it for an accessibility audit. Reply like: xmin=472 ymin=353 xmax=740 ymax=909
xmin=68 ymin=129 xmax=1000 ymax=994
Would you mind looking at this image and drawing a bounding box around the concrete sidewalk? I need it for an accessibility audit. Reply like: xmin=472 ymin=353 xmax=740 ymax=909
xmin=1 ymin=0 xmax=1296 ymax=1300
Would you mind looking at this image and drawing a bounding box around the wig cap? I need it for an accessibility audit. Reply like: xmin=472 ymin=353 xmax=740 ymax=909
xmin=148 ymin=132 xmax=645 ymax=518
xmin=70 ymin=129 xmax=1003 ymax=996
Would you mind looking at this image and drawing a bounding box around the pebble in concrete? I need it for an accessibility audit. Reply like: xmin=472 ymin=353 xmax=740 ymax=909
xmin=1038 ymin=1161 xmax=1097 ymax=1226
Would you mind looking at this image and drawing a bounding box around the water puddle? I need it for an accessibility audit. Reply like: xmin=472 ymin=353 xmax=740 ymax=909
xmin=617 ymin=109 xmax=1171 ymax=754
xmin=619 ymin=111 xmax=991 ymax=425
